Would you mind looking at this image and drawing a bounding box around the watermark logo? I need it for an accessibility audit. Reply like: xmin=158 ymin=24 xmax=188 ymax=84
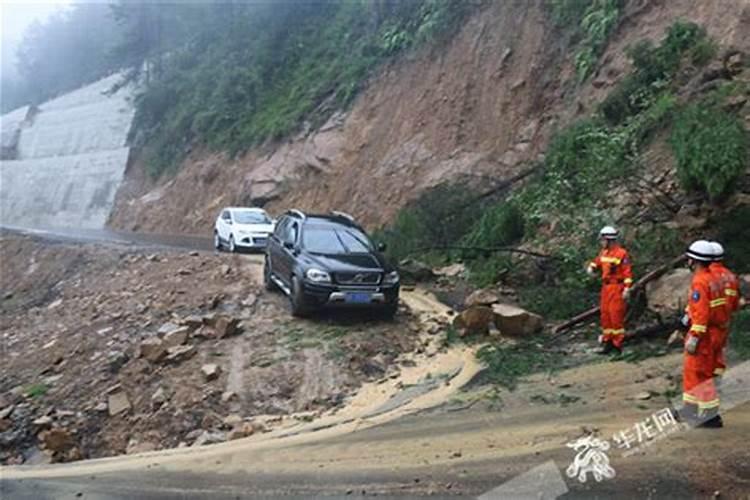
xmin=612 ymin=407 xmax=682 ymax=457
xmin=565 ymin=435 xmax=615 ymax=483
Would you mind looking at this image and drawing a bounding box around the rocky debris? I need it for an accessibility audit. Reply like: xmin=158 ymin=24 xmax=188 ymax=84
xmin=363 ymin=353 xmax=389 ymax=376
xmin=157 ymin=322 xmax=181 ymax=335
xmin=223 ymin=414 xmax=243 ymax=427
xmin=108 ymin=391 xmax=131 ymax=416
xmin=646 ymin=269 xmax=692 ymax=314
xmin=181 ymin=315 xmax=204 ymax=330
xmin=465 ymin=288 xmax=501 ymax=308
xmin=107 ymin=351 xmax=129 ymax=373
xmin=398 ymin=259 xmax=436 ymax=283
xmin=126 ymin=439 xmax=157 ymax=455
xmin=163 ymin=326 xmax=190 ymax=348
xmin=228 ymin=422 xmax=255 ymax=441
xmin=94 ymin=402 xmax=108 ymax=413
xmin=214 ymin=316 xmax=240 ymax=338
xmin=434 ymin=263 xmax=466 ymax=278
xmin=201 ymin=364 xmax=221 ymax=381
xmin=492 ymin=304 xmax=543 ymax=337
xmin=139 ymin=337 xmax=166 ymax=362
xmin=453 ymin=306 xmax=495 ymax=336
xmin=32 ymin=415 xmax=53 ymax=429
xmin=38 ymin=427 xmax=77 ymax=460
xmin=242 ymin=293 xmax=257 ymax=307
xmin=191 ymin=430 xmax=227 ymax=447
xmin=221 ymin=391 xmax=237 ymax=403
xmin=635 ymin=391 xmax=652 ymax=401
xmin=151 ymin=387 xmax=168 ymax=408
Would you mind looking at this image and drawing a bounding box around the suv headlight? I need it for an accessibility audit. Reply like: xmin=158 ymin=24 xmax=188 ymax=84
xmin=305 ymin=268 xmax=331 ymax=283
xmin=383 ymin=270 xmax=399 ymax=285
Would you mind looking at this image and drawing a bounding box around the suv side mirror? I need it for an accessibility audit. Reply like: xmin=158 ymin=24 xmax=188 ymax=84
xmin=283 ymin=241 xmax=295 ymax=250
xmin=377 ymin=242 xmax=387 ymax=252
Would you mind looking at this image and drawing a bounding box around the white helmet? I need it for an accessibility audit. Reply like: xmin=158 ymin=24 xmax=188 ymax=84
xmin=599 ymin=226 xmax=618 ymax=240
xmin=709 ymin=241 xmax=724 ymax=261
xmin=686 ymin=240 xmax=714 ymax=262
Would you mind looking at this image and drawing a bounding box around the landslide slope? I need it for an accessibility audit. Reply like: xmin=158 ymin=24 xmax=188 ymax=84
xmin=109 ymin=0 xmax=750 ymax=234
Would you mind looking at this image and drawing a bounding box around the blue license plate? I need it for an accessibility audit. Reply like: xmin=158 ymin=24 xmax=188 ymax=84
xmin=345 ymin=292 xmax=372 ymax=304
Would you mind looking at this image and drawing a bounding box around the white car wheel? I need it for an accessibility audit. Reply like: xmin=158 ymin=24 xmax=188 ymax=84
xmin=214 ymin=232 xmax=222 ymax=251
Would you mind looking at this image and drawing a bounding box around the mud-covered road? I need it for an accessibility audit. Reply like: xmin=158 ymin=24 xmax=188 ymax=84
xmin=1 ymin=228 xmax=749 ymax=499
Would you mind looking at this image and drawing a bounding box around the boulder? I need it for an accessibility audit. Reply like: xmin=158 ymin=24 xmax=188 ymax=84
xmin=453 ymin=306 xmax=495 ymax=336
xmin=201 ymin=364 xmax=221 ymax=381
xmin=163 ymin=326 xmax=190 ymax=348
xmin=646 ymin=269 xmax=693 ymax=314
xmin=492 ymin=303 xmax=543 ymax=337
xmin=108 ymin=391 xmax=131 ymax=416
xmin=465 ymin=288 xmax=501 ymax=308
xmin=398 ymin=259 xmax=436 ymax=283
xmin=214 ymin=317 xmax=240 ymax=338
xmin=139 ymin=337 xmax=166 ymax=363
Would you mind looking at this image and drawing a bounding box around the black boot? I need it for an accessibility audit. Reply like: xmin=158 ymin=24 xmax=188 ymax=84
xmin=598 ymin=342 xmax=614 ymax=355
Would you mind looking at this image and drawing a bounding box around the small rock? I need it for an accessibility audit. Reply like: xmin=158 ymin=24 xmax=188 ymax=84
xmin=181 ymin=315 xmax=204 ymax=330
xmin=94 ymin=402 xmax=108 ymax=413
xmin=242 ymin=293 xmax=257 ymax=307
xmin=38 ymin=428 xmax=73 ymax=453
xmin=191 ymin=430 xmax=227 ymax=447
xmin=221 ymin=391 xmax=237 ymax=403
xmin=163 ymin=326 xmax=190 ymax=348
xmin=201 ymin=364 xmax=221 ymax=381
xmin=32 ymin=416 xmax=54 ymax=429
xmin=151 ymin=387 xmax=168 ymax=408
xmin=223 ymin=414 xmax=243 ymax=427
xmin=228 ymin=422 xmax=255 ymax=441
xmin=108 ymin=391 xmax=131 ymax=416
xmin=434 ymin=263 xmax=466 ymax=278
xmin=189 ymin=251 xmax=200 ymax=256
xmin=465 ymin=288 xmax=501 ymax=308
xmin=635 ymin=391 xmax=652 ymax=401
xmin=453 ymin=306 xmax=495 ymax=336
xmin=47 ymin=299 xmax=63 ymax=310
xmin=220 ymin=264 xmax=231 ymax=276
xmin=214 ymin=317 xmax=240 ymax=338
xmin=126 ymin=440 xmax=157 ymax=455
xmin=139 ymin=337 xmax=166 ymax=363
xmin=177 ymin=268 xmax=192 ymax=276
xmin=165 ymin=344 xmax=196 ymax=363
xmin=107 ymin=351 xmax=129 ymax=373
xmin=398 ymin=259 xmax=436 ymax=283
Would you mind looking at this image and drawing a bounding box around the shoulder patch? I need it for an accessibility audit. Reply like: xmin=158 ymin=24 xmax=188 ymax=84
xmin=692 ymin=290 xmax=701 ymax=302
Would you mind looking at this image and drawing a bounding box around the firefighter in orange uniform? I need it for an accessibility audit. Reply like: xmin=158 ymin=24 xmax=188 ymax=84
xmin=586 ymin=226 xmax=633 ymax=354
xmin=708 ymin=241 xmax=741 ymax=384
xmin=681 ymin=240 xmax=726 ymax=428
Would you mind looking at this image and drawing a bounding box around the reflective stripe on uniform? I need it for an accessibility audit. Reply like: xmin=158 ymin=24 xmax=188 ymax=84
xmin=609 ymin=329 xmax=625 ymax=336
xmin=690 ymin=324 xmax=707 ymax=333
xmin=709 ymin=298 xmax=727 ymax=308
xmin=714 ymin=367 xmax=726 ymax=376
xmin=699 ymin=398 xmax=720 ymax=410
xmin=600 ymin=257 xmax=622 ymax=264
xmin=725 ymin=289 xmax=737 ymax=296
xmin=623 ymin=278 xmax=633 ymax=284
xmin=683 ymin=393 xmax=699 ymax=403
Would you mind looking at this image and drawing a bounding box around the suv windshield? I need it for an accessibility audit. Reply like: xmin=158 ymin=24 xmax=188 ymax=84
xmin=233 ymin=211 xmax=271 ymax=224
xmin=302 ymin=224 xmax=373 ymax=254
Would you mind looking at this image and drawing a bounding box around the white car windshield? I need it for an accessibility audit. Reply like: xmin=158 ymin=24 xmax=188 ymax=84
xmin=233 ymin=211 xmax=271 ymax=224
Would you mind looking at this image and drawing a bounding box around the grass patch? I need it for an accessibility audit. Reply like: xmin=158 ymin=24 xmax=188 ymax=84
xmin=474 ymin=339 xmax=565 ymax=390
xmin=729 ymin=310 xmax=750 ymax=360
xmin=25 ymin=383 xmax=49 ymax=399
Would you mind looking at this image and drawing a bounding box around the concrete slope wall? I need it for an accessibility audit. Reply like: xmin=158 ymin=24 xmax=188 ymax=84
xmin=0 ymin=73 xmax=135 ymax=229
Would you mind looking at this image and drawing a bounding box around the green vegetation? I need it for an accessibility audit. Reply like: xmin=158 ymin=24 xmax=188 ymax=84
xmin=729 ymin=310 xmax=750 ymax=360
xmin=129 ymin=1 xmax=480 ymax=177
xmin=670 ymin=100 xmax=748 ymax=200
xmin=548 ymin=0 xmax=623 ymax=81
xmin=474 ymin=339 xmax=564 ymax=390
xmin=716 ymin=206 xmax=750 ymax=274
xmin=25 ymin=383 xmax=49 ymax=399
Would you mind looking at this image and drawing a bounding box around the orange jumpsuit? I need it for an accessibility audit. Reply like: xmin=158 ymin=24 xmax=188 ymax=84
xmin=588 ymin=244 xmax=633 ymax=349
xmin=709 ymin=262 xmax=740 ymax=376
xmin=683 ymin=267 xmax=728 ymax=416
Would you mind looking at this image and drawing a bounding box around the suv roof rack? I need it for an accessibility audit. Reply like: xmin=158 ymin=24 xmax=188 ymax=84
xmin=287 ymin=209 xmax=306 ymax=220
xmin=331 ymin=210 xmax=355 ymax=223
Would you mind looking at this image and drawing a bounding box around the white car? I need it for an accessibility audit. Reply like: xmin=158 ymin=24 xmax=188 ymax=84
xmin=214 ymin=207 xmax=275 ymax=252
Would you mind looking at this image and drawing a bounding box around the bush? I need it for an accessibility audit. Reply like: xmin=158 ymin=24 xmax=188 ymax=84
xmin=729 ymin=310 xmax=750 ymax=360
xmin=463 ymin=202 xmax=525 ymax=250
xmin=670 ymin=102 xmax=748 ymax=200
xmin=716 ymin=206 xmax=750 ymax=274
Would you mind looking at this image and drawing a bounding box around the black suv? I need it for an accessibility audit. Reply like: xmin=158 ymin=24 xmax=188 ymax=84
xmin=264 ymin=210 xmax=400 ymax=317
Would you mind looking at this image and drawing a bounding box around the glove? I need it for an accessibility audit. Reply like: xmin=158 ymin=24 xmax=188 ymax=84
xmin=598 ymin=334 xmax=605 ymax=345
xmin=586 ymin=265 xmax=595 ymax=277
xmin=622 ymin=288 xmax=631 ymax=301
xmin=685 ymin=334 xmax=699 ymax=355
xmin=680 ymin=313 xmax=690 ymax=328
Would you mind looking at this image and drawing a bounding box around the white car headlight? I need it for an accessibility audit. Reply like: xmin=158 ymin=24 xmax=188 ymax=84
xmin=305 ymin=268 xmax=331 ymax=283
xmin=383 ymin=270 xmax=399 ymax=285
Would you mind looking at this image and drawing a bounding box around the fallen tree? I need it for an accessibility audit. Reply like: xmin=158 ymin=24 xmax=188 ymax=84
xmin=552 ymin=254 xmax=686 ymax=336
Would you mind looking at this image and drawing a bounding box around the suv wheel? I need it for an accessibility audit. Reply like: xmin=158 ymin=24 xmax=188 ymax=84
xmin=289 ymin=276 xmax=311 ymax=317
xmin=228 ymin=235 xmax=236 ymax=253
xmin=214 ymin=232 xmax=222 ymax=251
xmin=263 ymin=258 xmax=276 ymax=292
